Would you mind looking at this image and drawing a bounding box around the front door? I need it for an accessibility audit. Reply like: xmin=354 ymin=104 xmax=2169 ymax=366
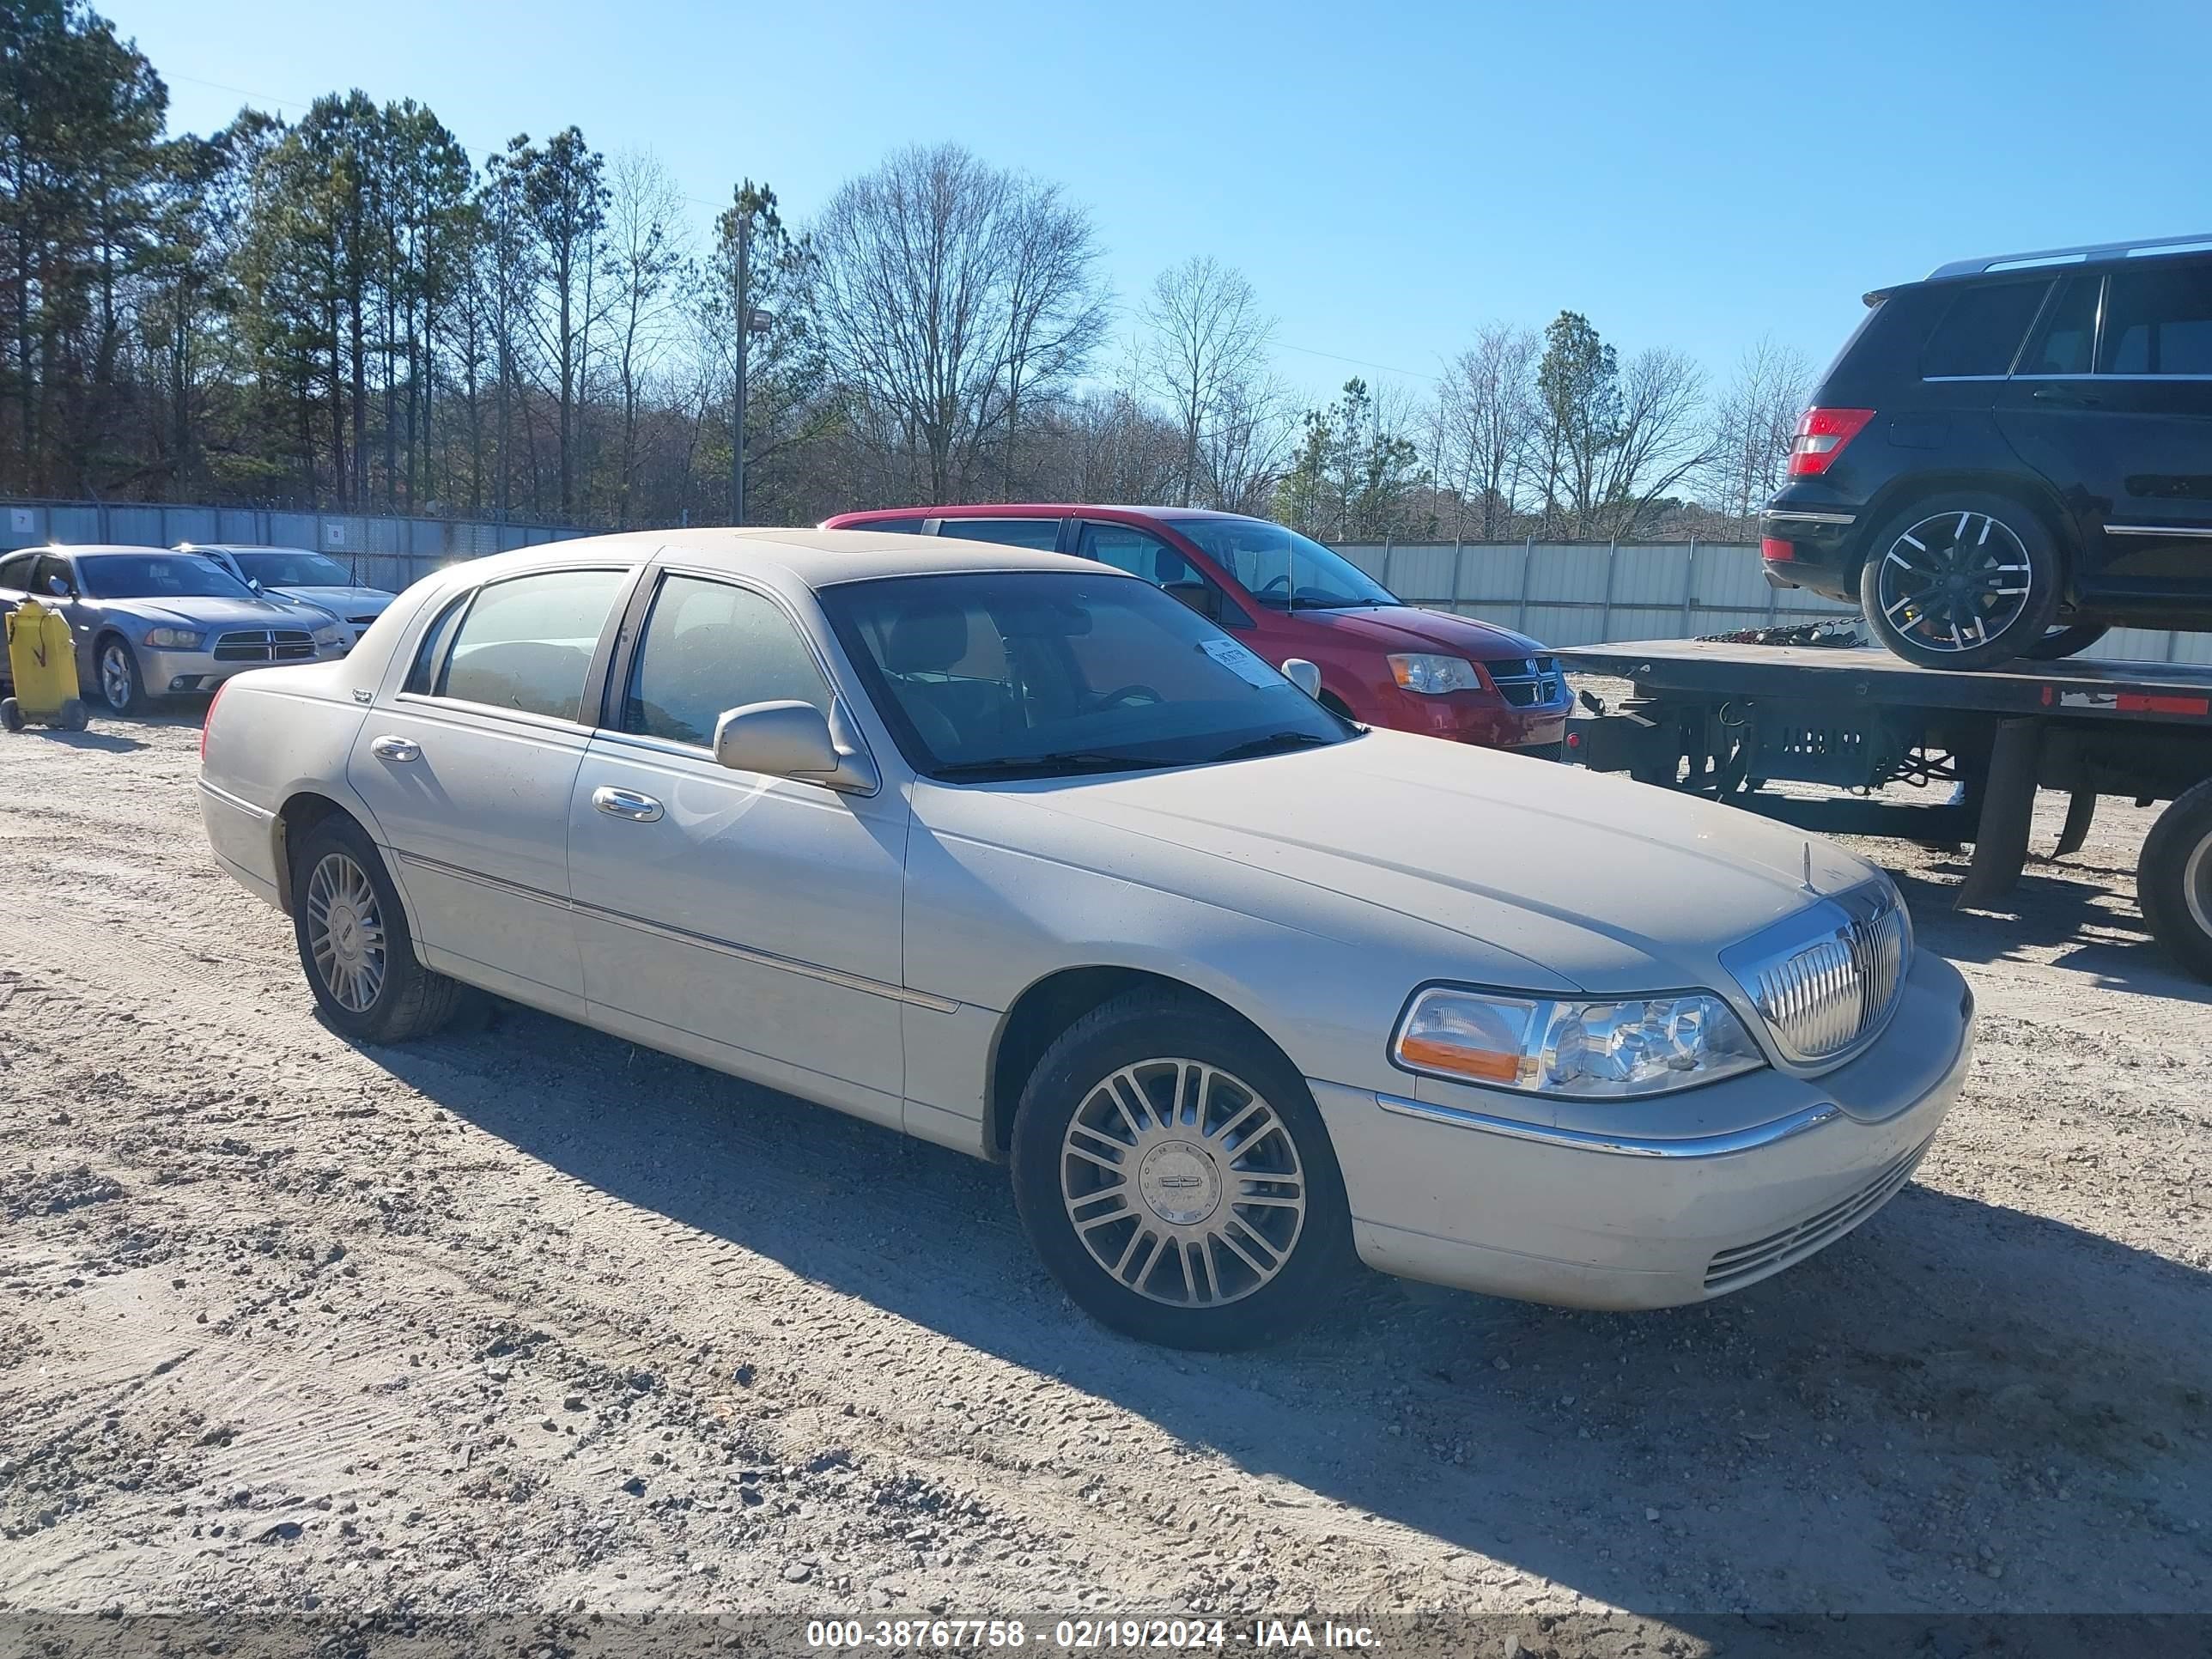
xmin=566 ymin=568 xmax=909 ymax=1127
xmin=346 ymin=563 xmax=636 ymax=1013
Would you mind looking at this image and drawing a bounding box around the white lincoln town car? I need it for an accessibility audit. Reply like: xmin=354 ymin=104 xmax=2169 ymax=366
xmin=198 ymin=530 xmax=1973 ymax=1348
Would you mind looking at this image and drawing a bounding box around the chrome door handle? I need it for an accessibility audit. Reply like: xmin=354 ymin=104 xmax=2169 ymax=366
xmin=369 ymin=735 xmax=420 ymax=763
xmin=592 ymin=786 xmax=664 ymax=823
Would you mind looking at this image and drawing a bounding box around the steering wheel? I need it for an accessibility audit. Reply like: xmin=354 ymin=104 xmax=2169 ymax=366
xmin=1085 ymin=683 xmax=1163 ymax=714
xmin=1257 ymin=574 xmax=1292 ymax=597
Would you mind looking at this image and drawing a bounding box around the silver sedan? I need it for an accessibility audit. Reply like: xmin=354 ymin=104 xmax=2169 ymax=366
xmin=198 ymin=530 xmax=1972 ymax=1349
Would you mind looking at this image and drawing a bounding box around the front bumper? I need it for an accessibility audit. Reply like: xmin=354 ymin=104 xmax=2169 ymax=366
xmin=1389 ymin=690 xmax=1571 ymax=755
xmin=124 ymin=640 xmax=348 ymax=695
xmin=1308 ymin=950 xmax=1973 ymax=1310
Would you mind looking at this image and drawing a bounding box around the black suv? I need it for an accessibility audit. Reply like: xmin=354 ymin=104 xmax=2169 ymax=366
xmin=1762 ymin=233 xmax=2212 ymax=669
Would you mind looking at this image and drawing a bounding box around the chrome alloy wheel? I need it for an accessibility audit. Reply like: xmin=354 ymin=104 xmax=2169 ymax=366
xmin=1874 ymin=510 xmax=2034 ymax=653
xmin=1058 ymin=1058 xmax=1307 ymax=1308
xmin=99 ymin=642 xmax=134 ymax=709
xmin=306 ymin=851 xmax=386 ymax=1013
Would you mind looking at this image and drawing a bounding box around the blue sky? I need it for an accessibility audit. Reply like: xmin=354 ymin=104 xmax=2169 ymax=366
xmin=119 ymin=0 xmax=2209 ymax=404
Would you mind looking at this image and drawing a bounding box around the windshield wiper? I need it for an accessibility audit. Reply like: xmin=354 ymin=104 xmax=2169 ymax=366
xmin=1209 ymin=731 xmax=1334 ymax=763
xmin=933 ymin=750 xmax=1185 ymax=781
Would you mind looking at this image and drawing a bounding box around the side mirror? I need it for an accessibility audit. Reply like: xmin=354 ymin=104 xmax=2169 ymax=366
xmin=247 ymin=578 xmax=263 ymax=594
xmin=712 ymin=699 xmax=878 ymax=794
xmin=45 ymin=575 xmax=69 ymax=599
xmin=1282 ymin=658 xmax=1322 ymax=700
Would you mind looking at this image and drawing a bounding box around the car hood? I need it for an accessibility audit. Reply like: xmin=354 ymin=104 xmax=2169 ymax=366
xmin=95 ymin=594 xmax=319 ymax=630
xmin=272 ymin=585 xmax=393 ymax=612
xmin=1291 ymin=604 xmax=1549 ymax=660
xmin=940 ymin=728 xmax=1882 ymax=994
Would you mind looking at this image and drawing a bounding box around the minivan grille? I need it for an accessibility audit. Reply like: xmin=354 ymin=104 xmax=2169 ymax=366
xmin=1723 ymin=884 xmax=1911 ymax=1066
xmin=212 ymin=628 xmax=316 ymax=663
xmin=1704 ymin=1137 xmax=1930 ymax=1294
xmin=1484 ymin=655 xmax=1566 ymax=708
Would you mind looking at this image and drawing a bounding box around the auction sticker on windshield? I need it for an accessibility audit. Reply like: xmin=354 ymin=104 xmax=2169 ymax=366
xmin=1198 ymin=635 xmax=1283 ymax=688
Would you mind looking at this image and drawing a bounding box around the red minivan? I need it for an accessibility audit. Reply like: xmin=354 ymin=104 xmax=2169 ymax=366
xmin=819 ymin=505 xmax=1572 ymax=755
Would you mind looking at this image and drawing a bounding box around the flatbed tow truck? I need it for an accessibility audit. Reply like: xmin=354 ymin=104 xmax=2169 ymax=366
xmin=1560 ymin=636 xmax=2212 ymax=981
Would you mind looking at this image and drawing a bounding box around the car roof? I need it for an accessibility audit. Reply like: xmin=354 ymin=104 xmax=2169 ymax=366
xmin=176 ymin=543 xmax=323 ymax=555
xmin=437 ymin=526 xmax=1127 ymax=590
xmin=824 ymin=503 xmax=1254 ymax=526
xmin=13 ymin=544 xmax=209 ymax=558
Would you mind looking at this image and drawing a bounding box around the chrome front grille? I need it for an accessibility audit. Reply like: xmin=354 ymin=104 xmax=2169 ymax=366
xmin=1721 ymin=883 xmax=1911 ymax=1066
xmin=212 ymin=628 xmax=317 ymax=663
xmin=1484 ymin=655 xmax=1566 ymax=708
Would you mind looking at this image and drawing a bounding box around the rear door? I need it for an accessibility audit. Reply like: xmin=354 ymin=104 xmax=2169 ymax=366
xmin=347 ymin=563 xmax=637 ymax=1012
xmin=1997 ymin=258 xmax=2212 ymax=599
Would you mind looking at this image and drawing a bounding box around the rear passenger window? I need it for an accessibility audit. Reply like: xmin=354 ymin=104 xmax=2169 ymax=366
xmin=936 ymin=519 xmax=1063 ymax=550
xmin=1921 ymin=280 xmax=2048 ymax=377
xmin=2019 ymin=275 xmax=2099 ymax=375
xmin=2099 ymin=261 xmax=2212 ymax=375
xmin=623 ymin=574 xmax=831 ymax=748
xmin=436 ymin=568 xmax=629 ymax=721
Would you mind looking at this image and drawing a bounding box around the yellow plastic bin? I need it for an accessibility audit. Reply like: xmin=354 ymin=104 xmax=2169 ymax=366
xmin=2 ymin=598 xmax=89 ymax=732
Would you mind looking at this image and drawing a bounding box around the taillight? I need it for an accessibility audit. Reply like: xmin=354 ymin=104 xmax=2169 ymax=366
xmin=1760 ymin=537 xmax=1796 ymax=562
xmin=1786 ymin=407 xmax=1875 ymax=477
xmin=201 ymin=679 xmax=227 ymax=763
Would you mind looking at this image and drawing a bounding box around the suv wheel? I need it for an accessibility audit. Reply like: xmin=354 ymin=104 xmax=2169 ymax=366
xmin=1858 ymin=494 xmax=2063 ymax=670
xmin=1010 ymin=991 xmax=1352 ymax=1350
xmin=2139 ymin=780 xmax=2212 ymax=982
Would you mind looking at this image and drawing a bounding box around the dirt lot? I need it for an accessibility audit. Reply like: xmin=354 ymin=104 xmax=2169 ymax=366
xmin=1 ymin=706 xmax=2207 ymax=1646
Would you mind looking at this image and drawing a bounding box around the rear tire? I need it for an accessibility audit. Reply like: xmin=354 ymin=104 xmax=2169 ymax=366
xmin=1858 ymin=493 xmax=2063 ymax=671
xmin=58 ymin=698 xmax=87 ymax=731
xmin=2021 ymin=624 xmax=2111 ymax=661
xmin=0 ymin=698 xmax=21 ymax=732
xmin=1010 ymin=990 xmax=1352 ymax=1350
xmin=2139 ymin=781 xmax=2212 ymax=982
xmin=289 ymin=814 xmax=471 ymax=1042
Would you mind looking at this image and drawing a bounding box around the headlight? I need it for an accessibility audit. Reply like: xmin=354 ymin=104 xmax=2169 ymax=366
xmin=143 ymin=626 xmax=204 ymax=649
xmin=311 ymin=624 xmax=347 ymax=647
xmin=1388 ymin=653 xmax=1482 ymax=695
xmin=1393 ymin=986 xmax=1765 ymax=1097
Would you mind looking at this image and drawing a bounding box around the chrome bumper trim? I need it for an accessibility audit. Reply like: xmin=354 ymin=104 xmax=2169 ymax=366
xmin=1762 ymin=509 xmax=1858 ymax=526
xmin=1372 ymin=1091 xmax=1840 ymax=1159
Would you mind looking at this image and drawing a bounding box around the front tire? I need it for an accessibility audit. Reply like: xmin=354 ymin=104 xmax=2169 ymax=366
xmin=2139 ymin=781 xmax=2212 ymax=982
xmin=95 ymin=635 xmax=148 ymax=714
xmin=289 ymin=814 xmax=469 ymax=1042
xmin=1859 ymin=494 xmax=2063 ymax=670
xmin=1010 ymin=990 xmax=1352 ymax=1350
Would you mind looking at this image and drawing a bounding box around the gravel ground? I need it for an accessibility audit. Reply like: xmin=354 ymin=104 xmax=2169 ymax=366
xmin=0 ymin=705 xmax=2207 ymax=1648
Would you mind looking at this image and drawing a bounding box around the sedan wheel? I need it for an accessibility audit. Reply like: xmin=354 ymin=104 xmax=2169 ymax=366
xmin=306 ymin=850 xmax=386 ymax=1013
xmin=98 ymin=639 xmax=144 ymax=714
xmin=1059 ymin=1058 xmax=1307 ymax=1310
xmin=1012 ymin=990 xmax=1351 ymax=1349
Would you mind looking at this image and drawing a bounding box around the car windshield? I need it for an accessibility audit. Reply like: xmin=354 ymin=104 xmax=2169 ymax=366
xmin=227 ymin=549 xmax=354 ymax=587
xmin=822 ymin=571 xmax=1353 ymax=781
xmin=76 ymin=554 xmax=257 ymax=601
xmin=1170 ymin=518 xmax=1398 ymax=611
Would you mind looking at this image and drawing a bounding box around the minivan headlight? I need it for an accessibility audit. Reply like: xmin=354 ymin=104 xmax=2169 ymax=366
xmin=1394 ymin=986 xmax=1765 ymax=1097
xmin=1388 ymin=653 xmax=1482 ymax=695
xmin=143 ymin=626 xmax=204 ymax=649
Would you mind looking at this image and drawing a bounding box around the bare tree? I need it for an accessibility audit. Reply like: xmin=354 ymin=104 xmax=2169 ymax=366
xmin=1705 ymin=334 xmax=1812 ymax=524
xmin=1434 ymin=321 xmax=1539 ymax=538
xmin=604 ymin=149 xmax=685 ymax=527
xmin=1139 ymin=256 xmax=1275 ymax=508
xmin=1590 ymin=346 xmax=1711 ymax=537
xmin=808 ymin=143 xmax=1104 ymax=502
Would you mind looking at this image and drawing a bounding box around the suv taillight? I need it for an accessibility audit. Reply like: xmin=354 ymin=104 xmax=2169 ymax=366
xmin=1786 ymin=407 xmax=1875 ymax=477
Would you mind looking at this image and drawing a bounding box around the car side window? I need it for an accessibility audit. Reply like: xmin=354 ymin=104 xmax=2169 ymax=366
xmin=431 ymin=568 xmax=629 ymax=722
xmin=34 ymin=555 xmax=74 ymax=595
xmin=2019 ymin=275 xmax=2100 ymax=376
xmin=2099 ymin=261 xmax=2212 ymax=375
xmin=404 ymin=592 xmax=471 ymax=696
xmin=622 ymin=574 xmax=832 ymax=749
xmin=1921 ymin=279 xmax=2049 ymax=378
xmin=935 ymin=518 xmax=1063 ymax=550
xmin=0 ymin=552 xmax=34 ymax=592
xmin=1073 ymin=523 xmax=1249 ymax=626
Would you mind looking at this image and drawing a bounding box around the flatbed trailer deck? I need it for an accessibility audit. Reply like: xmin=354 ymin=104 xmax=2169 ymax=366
xmin=1558 ymin=640 xmax=2212 ymax=979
